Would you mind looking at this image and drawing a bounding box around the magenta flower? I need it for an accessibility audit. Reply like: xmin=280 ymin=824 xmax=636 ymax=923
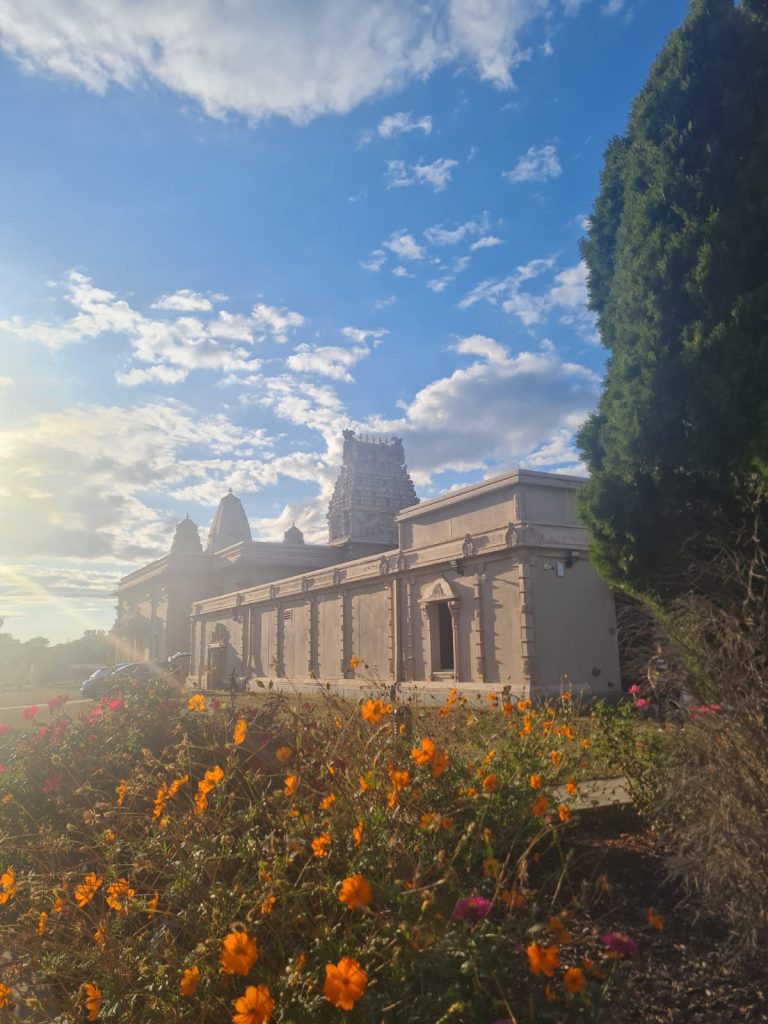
xmin=42 ymin=772 xmax=62 ymax=794
xmin=633 ymin=698 xmax=650 ymax=709
xmin=0 ymin=723 xmax=9 ymax=736
xmin=601 ymin=931 xmax=638 ymax=957
xmin=452 ymin=896 xmax=492 ymax=922
xmin=627 ymin=684 xmax=642 ymax=695
xmin=21 ymin=705 xmax=40 ymax=720
xmin=106 ymin=697 xmax=124 ymax=711
xmin=46 ymin=694 xmax=68 ymax=711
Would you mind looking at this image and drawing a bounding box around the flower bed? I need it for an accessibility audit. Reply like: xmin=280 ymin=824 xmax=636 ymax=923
xmin=0 ymin=685 xmax=641 ymax=1022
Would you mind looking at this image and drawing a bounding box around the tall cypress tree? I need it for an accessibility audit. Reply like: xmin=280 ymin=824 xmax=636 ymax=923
xmin=577 ymin=0 xmax=768 ymax=595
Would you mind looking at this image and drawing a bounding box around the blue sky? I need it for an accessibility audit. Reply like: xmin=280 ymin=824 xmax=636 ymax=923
xmin=0 ymin=0 xmax=688 ymax=642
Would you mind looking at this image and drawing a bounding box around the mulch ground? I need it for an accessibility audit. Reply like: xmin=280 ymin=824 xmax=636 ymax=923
xmin=563 ymin=815 xmax=768 ymax=1023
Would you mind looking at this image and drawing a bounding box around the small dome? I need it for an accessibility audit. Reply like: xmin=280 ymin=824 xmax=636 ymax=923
xmin=170 ymin=515 xmax=202 ymax=554
xmin=283 ymin=523 xmax=305 ymax=545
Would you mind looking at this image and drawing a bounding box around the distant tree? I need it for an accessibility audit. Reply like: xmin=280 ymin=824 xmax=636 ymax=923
xmin=577 ymin=0 xmax=768 ymax=596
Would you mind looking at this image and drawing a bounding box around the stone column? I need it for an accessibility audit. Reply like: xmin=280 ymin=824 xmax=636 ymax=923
xmin=405 ymin=577 xmax=416 ymax=680
xmin=473 ymin=570 xmax=487 ymax=683
xmin=448 ymin=599 xmax=460 ymax=684
xmin=339 ymin=590 xmax=349 ymax=676
xmin=517 ymin=560 xmax=537 ymax=694
xmin=308 ymin=598 xmax=317 ymax=677
xmin=275 ymin=602 xmax=284 ymax=678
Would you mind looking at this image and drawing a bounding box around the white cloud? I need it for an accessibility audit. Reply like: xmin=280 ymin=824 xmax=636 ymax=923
xmin=387 ymin=157 xmax=458 ymax=192
xmin=0 ymin=0 xmax=553 ymax=124
xmin=250 ymin=303 xmax=305 ymax=343
xmin=469 ymin=235 xmax=504 ymax=251
xmin=374 ymin=295 xmax=397 ymax=309
xmin=151 ymin=289 xmax=213 ymax=312
xmin=603 ymin=0 xmax=625 ymax=13
xmin=452 ymin=334 xmax=508 ymax=364
xmin=427 ymin=255 xmax=470 ymax=293
xmin=360 ymin=250 xmax=386 ymax=273
xmin=341 ymin=326 xmax=387 ymax=344
xmin=384 ymin=230 xmax=425 ymax=261
xmin=423 ymin=215 xmax=489 ymax=246
xmin=503 ymin=143 xmax=562 ymax=183
xmin=0 ymin=271 xmax=305 ymax=383
xmin=286 ymin=343 xmax=372 ymax=382
xmin=393 ymin=266 xmax=413 ymax=278
xmin=377 ymin=111 xmax=433 ymax=138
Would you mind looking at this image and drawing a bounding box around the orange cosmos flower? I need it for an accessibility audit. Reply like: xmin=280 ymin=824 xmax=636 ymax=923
xmin=232 ymin=984 xmax=274 ymax=1024
xmin=83 ymin=982 xmax=101 ymax=1021
xmin=549 ymin=751 xmax=562 ymax=769
xmin=187 ymin=693 xmax=206 ymax=712
xmin=179 ymin=965 xmax=199 ymax=997
xmin=275 ymin=745 xmax=293 ymax=763
xmin=526 ymin=944 xmax=560 ymax=977
xmin=352 ymin=819 xmax=363 ymax=846
xmin=349 ymin=656 xmax=359 ymax=670
xmin=501 ymin=887 xmax=526 ymax=908
xmin=647 ymin=908 xmax=664 ymax=931
xmin=580 ymin=738 xmax=590 ymax=750
xmin=529 ymin=774 xmax=542 ymax=789
xmin=233 ymin=719 xmax=247 ymax=745
xmin=37 ymin=911 xmax=47 ymax=935
xmin=0 ymin=983 xmax=11 ymax=1008
xmin=387 ymin=766 xmax=410 ymax=791
xmin=318 ymin=793 xmax=336 ymax=810
xmin=311 ymin=833 xmax=331 ymax=858
xmin=531 ymin=795 xmax=549 ymax=818
xmin=410 ymin=737 xmax=436 ymax=766
xmin=105 ymin=878 xmax=134 ymax=915
xmin=115 ymin=780 xmax=127 ymax=807
xmin=431 ymin=750 xmax=449 ymax=778
xmin=517 ymin=698 xmax=532 ymax=711
xmin=260 ymin=894 xmax=276 ymax=916
xmin=284 ymin=773 xmax=298 ymax=797
xmin=563 ymin=966 xmax=585 ymax=995
xmin=52 ymin=897 xmax=66 ymax=915
xmin=557 ymin=803 xmax=570 ymax=822
xmin=0 ymin=867 xmax=16 ymax=905
xmin=481 ymin=773 xmax=498 ymax=792
xmin=220 ymin=931 xmax=259 ymax=975
xmin=565 ymin=778 xmax=578 ymax=795
xmin=338 ymin=874 xmax=372 ymax=909
xmin=74 ymin=873 xmax=103 ymax=908
xmin=519 ymin=716 xmax=532 ymax=738
xmin=323 ymin=957 xmax=367 ymax=1011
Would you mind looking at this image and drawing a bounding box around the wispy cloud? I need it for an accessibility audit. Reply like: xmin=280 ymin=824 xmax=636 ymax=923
xmin=503 ymin=144 xmax=562 ymax=184
xmin=377 ymin=111 xmax=433 ymax=138
xmin=384 ymin=230 xmax=425 ymax=261
xmin=469 ymin=235 xmax=504 ymax=251
xmin=387 ymin=157 xmax=458 ymax=192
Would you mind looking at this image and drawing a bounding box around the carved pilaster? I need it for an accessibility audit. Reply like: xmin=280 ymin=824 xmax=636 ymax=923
xmin=339 ymin=591 xmax=349 ymax=675
xmin=448 ymin=599 xmax=460 ymax=683
xmin=517 ymin=561 xmax=537 ymax=693
xmin=474 ymin=570 xmax=487 ymax=683
xmin=405 ymin=576 xmax=416 ymax=680
xmin=308 ymin=598 xmax=317 ymax=676
xmin=275 ymin=602 xmax=284 ymax=677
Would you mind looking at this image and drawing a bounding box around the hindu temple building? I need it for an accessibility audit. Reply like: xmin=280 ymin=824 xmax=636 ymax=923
xmin=113 ymin=431 xmax=620 ymax=698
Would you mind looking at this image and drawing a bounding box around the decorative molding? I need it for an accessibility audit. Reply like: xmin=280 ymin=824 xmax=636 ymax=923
xmin=379 ymin=556 xmax=390 ymax=575
xmin=462 ymin=533 xmax=476 ymax=558
xmin=505 ymin=522 xmax=544 ymax=549
xmin=396 ymin=551 xmax=407 ymax=572
xmin=269 ymin=584 xmax=279 ymax=599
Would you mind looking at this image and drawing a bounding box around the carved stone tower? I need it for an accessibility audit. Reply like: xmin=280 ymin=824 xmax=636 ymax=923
xmin=327 ymin=430 xmax=418 ymax=546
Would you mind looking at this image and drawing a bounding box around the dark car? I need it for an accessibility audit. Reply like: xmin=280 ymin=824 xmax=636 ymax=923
xmin=80 ymin=662 xmax=156 ymax=699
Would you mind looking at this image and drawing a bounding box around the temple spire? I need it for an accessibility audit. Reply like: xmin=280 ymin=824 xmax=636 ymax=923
xmin=206 ymin=491 xmax=252 ymax=553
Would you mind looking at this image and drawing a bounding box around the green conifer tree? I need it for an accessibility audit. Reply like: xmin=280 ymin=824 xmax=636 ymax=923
xmin=577 ymin=0 xmax=768 ymax=595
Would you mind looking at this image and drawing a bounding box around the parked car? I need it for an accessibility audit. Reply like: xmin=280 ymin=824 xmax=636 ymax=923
xmin=79 ymin=665 xmax=123 ymax=699
xmin=80 ymin=662 xmax=156 ymax=699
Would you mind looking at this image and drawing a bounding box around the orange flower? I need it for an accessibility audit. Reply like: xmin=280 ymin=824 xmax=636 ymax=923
xmin=563 ymin=966 xmax=585 ymax=995
xmin=647 ymin=908 xmax=664 ymax=931
xmin=220 ymin=931 xmax=259 ymax=975
xmin=360 ymin=698 xmax=391 ymax=725
xmin=179 ymin=965 xmax=199 ymax=997
xmin=147 ymin=892 xmax=159 ymax=916
xmin=352 ymin=819 xmax=363 ymax=846
xmin=531 ymin=795 xmax=548 ymax=818
xmin=52 ymin=897 xmax=66 ymax=915
xmin=0 ymin=867 xmax=16 ymax=904
xmin=557 ymin=803 xmax=570 ymax=822
xmin=338 ymin=874 xmax=372 ymax=909
xmin=580 ymin=738 xmax=590 ymax=750
xmin=83 ymin=982 xmax=101 ymax=1021
xmin=232 ymin=984 xmax=274 ymax=1024
xmin=565 ymin=778 xmax=578 ymax=796
xmin=481 ymin=773 xmax=498 ymax=792
xmin=105 ymin=878 xmax=134 ymax=915
xmin=358 ymin=773 xmax=372 ymax=792
xmin=561 ymin=691 xmax=571 ymax=702
xmin=431 ymin=750 xmax=449 ymax=778
xmin=275 ymin=745 xmax=293 ymax=763
xmin=0 ymin=983 xmax=11 ymax=1008
xmin=93 ymin=926 xmax=105 ymax=947
xmin=233 ymin=719 xmax=247 ymax=745
xmin=501 ymin=887 xmax=526 ymax=908
xmin=549 ymin=751 xmax=562 ymax=769
xmin=410 ymin=738 xmax=436 ymax=765
xmin=517 ymin=698 xmax=532 ymax=711
xmin=74 ymin=873 xmax=103 ymax=908
xmin=526 ymin=944 xmax=559 ymax=977
xmin=323 ymin=956 xmax=367 ymax=1010
xmin=187 ymin=693 xmax=206 ymax=712
xmin=284 ymin=773 xmax=298 ymax=797
xmin=546 ymin=915 xmax=572 ymax=944
xmin=519 ymin=716 xmax=532 ymax=738
xmin=387 ymin=766 xmax=410 ymax=791
xmin=311 ymin=833 xmax=332 ymax=858
xmin=37 ymin=911 xmax=47 ymax=935
xmin=260 ymin=894 xmax=276 ymax=916
xmin=529 ymin=774 xmax=542 ymax=789
xmin=349 ymin=656 xmax=359 ymax=670
xmin=318 ymin=793 xmax=336 ymax=810
xmin=115 ymin=780 xmax=127 ymax=807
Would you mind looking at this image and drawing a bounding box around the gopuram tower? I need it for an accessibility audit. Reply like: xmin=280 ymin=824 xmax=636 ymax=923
xmin=327 ymin=430 xmax=418 ymax=548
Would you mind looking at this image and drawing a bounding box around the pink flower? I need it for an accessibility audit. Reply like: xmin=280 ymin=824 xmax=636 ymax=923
xmin=42 ymin=772 xmax=62 ymax=793
xmin=601 ymin=932 xmax=638 ymax=957
xmin=107 ymin=697 xmax=124 ymax=711
xmin=452 ymin=896 xmax=492 ymax=922
xmin=37 ymin=726 xmax=50 ymax=740
xmin=46 ymin=694 xmax=68 ymax=711
xmin=0 ymin=724 xmax=10 ymax=736
xmin=633 ymin=698 xmax=650 ymax=709
xmin=627 ymin=684 xmax=642 ymax=695
xmin=21 ymin=705 xmax=40 ymax=720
